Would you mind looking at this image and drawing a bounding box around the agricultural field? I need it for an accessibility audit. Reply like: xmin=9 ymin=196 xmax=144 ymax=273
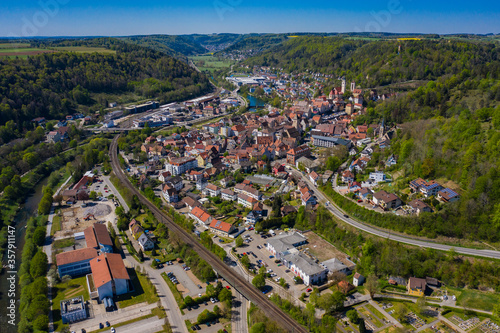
xmin=0 ymin=43 xmax=115 ymax=58
xmin=190 ymin=54 xmax=234 ymax=73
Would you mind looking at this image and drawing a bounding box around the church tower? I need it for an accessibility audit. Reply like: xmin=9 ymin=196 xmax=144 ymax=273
xmin=351 ymin=81 xmax=356 ymax=92
xmin=341 ymin=78 xmax=346 ymax=94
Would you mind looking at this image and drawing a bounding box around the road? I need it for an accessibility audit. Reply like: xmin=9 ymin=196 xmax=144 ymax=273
xmin=288 ymin=168 xmax=500 ymax=260
xmin=102 ymin=316 xmax=165 ymax=333
xmin=100 ymin=174 xmax=188 ymax=333
xmin=110 ymin=136 xmax=308 ymax=333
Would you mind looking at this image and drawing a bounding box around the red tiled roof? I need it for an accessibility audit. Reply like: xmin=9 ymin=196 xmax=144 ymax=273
xmin=56 ymin=248 xmax=98 ymax=266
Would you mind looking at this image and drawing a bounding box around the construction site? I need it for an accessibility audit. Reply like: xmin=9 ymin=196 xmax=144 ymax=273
xmin=53 ymin=202 xmax=117 ymax=240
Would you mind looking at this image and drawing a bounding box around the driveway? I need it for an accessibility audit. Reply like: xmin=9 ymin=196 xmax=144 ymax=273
xmin=102 ymin=316 xmax=165 ymax=333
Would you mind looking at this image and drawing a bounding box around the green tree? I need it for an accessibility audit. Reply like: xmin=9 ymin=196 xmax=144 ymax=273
xmin=252 ymin=274 xmax=266 ymax=290
xmin=69 ymin=139 xmax=78 ymax=148
xmin=347 ymin=309 xmax=360 ymax=324
xmin=394 ymin=303 xmax=409 ymax=322
xmin=241 ymin=254 xmax=250 ymax=268
xmin=235 ymin=236 xmax=244 ymax=247
xmin=358 ymin=319 xmax=366 ymax=333
xmin=89 ymin=191 xmax=98 ymax=200
xmin=416 ymin=296 xmax=427 ymax=315
xmin=184 ymin=295 xmax=195 ymax=307
xmin=32 ymin=314 xmax=49 ymax=331
xmin=250 ymin=322 xmax=266 ymax=333
xmin=218 ymin=288 xmax=232 ymax=302
xmin=33 ymin=226 xmax=46 ymax=247
xmin=30 ymin=251 xmax=48 ymax=279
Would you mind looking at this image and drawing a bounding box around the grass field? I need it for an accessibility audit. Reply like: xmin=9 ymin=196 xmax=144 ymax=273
xmin=453 ymin=288 xmax=500 ymax=312
xmin=51 ymin=215 xmax=61 ymax=236
xmin=0 ymin=42 xmax=31 ymax=48
xmin=52 ymin=276 xmax=90 ymax=331
xmin=190 ymin=55 xmax=234 ymax=73
xmin=116 ymin=268 xmax=159 ymax=308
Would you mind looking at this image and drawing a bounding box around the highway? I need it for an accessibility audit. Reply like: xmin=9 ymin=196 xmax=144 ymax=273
xmin=288 ymin=168 xmax=500 ymax=260
xmin=109 ymin=135 xmax=308 ymax=333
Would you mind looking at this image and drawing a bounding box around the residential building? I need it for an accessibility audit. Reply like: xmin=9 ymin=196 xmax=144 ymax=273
xmin=89 ymin=253 xmax=131 ymax=301
xmin=437 ymin=188 xmax=460 ymax=203
xmin=182 ymin=196 xmax=202 ymax=211
xmin=246 ymin=211 xmax=260 ymax=224
xmin=301 ymin=191 xmax=316 ymax=206
xmin=56 ymin=248 xmax=98 ymax=278
xmin=238 ymin=193 xmax=258 ymax=208
xmin=137 ymin=233 xmax=154 ymax=251
xmin=342 ymin=170 xmax=355 ymax=183
xmin=286 ymin=144 xmax=311 ymax=164
xmin=407 ymin=199 xmax=433 ymax=215
xmin=203 ymin=183 xmax=221 ymax=197
xmin=221 ymin=189 xmax=236 ymax=201
xmin=189 ymin=206 xmax=213 ymax=226
xmin=373 ymin=190 xmax=402 ymax=210
xmin=309 ymin=171 xmax=320 ymax=186
xmin=369 ymin=171 xmax=387 ymax=183
xmin=284 ymin=251 xmax=328 ymax=286
xmin=234 ymin=184 xmax=260 ymax=200
xmin=209 ymin=220 xmax=235 ymax=237
xmin=410 ymin=178 xmax=444 ymax=197
xmin=353 ymin=273 xmax=365 ymax=287
xmin=407 ymin=277 xmax=427 ymax=297
xmin=165 ymin=157 xmax=198 ymax=176
xmin=162 ymin=185 xmax=179 ymax=203
xmin=321 ymin=258 xmax=350 ymax=275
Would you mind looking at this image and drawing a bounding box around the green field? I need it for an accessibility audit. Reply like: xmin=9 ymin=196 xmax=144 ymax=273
xmin=52 ymin=276 xmax=90 ymax=331
xmin=116 ymin=268 xmax=159 ymax=308
xmin=453 ymin=288 xmax=500 ymax=312
xmin=0 ymin=42 xmax=31 ymax=48
xmin=190 ymin=55 xmax=234 ymax=73
xmin=52 ymin=46 xmax=116 ymax=54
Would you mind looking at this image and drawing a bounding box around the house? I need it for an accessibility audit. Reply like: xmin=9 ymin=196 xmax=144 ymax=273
xmin=47 ymin=131 xmax=62 ymax=143
xmin=437 ymin=188 xmax=460 ymax=203
xmin=410 ymin=178 xmax=444 ymax=197
xmin=357 ymin=188 xmax=372 ymax=201
xmin=386 ymin=154 xmax=397 ymax=167
xmin=246 ymin=211 xmax=260 ymax=224
xmin=221 ymin=189 xmax=237 ymax=201
xmin=186 ymin=170 xmax=203 ymax=182
xmin=209 ymin=220 xmax=235 ymax=237
xmin=89 ymin=253 xmax=131 ymax=301
xmin=220 ymin=176 xmax=234 ymax=188
xmin=342 ymin=170 xmax=355 ymax=183
xmin=238 ymin=193 xmax=258 ymax=208
xmin=131 ymin=224 xmax=144 ymax=239
xmin=56 ymin=248 xmax=98 ymax=278
xmin=234 ymin=184 xmax=260 ymax=200
xmin=373 ymin=190 xmax=402 ymax=210
xmin=281 ymin=205 xmax=297 ymax=216
xmin=301 ymin=191 xmax=316 ymax=206
xmin=137 ymin=233 xmax=154 ymax=251
xmin=407 ymin=277 xmax=427 ymax=297
xmin=353 ymin=273 xmax=365 ymax=287
xmin=189 ymin=206 xmax=213 ymax=226
xmin=272 ymin=163 xmax=285 ymax=175
xmin=348 ymin=181 xmax=361 ymax=192
xmin=309 ymin=171 xmax=320 ymax=186
xmin=203 ymin=183 xmax=221 ymax=197
xmin=253 ymin=201 xmax=264 ymax=215
xmin=84 ymin=223 xmax=113 ymax=253
xmin=182 ymin=196 xmax=202 ymax=211
xmin=407 ymin=199 xmax=433 ymax=215
xmin=286 ymin=144 xmax=311 ymax=164
xmin=162 ymin=185 xmax=179 ymax=203
xmin=162 ymin=175 xmax=184 ymax=192
xmin=128 ymin=219 xmax=139 ymax=234
xmin=321 ymin=258 xmax=350 ymax=275
xmin=369 ymin=171 xmax=387 ymax=183
xmin=338 ymin=281 xmax=355 ymax=294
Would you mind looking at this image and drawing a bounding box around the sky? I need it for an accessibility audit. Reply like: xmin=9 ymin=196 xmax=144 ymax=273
xmin=1 ymin=0 xmax=499 ymax=38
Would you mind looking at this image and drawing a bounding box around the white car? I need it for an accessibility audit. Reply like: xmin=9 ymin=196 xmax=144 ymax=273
xmin=267 ymin=269 xmax=273 ymax=273
xmin=111 ymin=328 xmax=116 ymax=333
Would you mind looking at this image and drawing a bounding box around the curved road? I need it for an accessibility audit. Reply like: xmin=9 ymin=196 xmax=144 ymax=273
xmin=289 ymin=168 xmax=500 ymax=260
xmin=110 ymin=136 xmax=308 ymax=333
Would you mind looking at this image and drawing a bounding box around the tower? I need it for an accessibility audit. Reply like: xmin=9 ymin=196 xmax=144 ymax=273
xmin=351 ymin=81 xmax=356 ymax=92
xmin=341 ymin=77 xmax=346 ymax=94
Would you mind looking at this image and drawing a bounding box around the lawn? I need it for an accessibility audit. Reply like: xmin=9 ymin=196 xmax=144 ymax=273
xmin=116 ymin=268 xmax=159 ymax=308
xmin=365 ymin=303 xmax=386 ymax=321
xmin=455 ymin=288 xmax=500 ymax=312
xmin=358 ymin=306 xmax=383 ymax=328
xmin=53 ymin=238 xmax=75 ymax=249
xmin=51 ymin=215 xmax=61 ymax=236
xmin=189 ymin=55 xmax=234 ymax=73
xmin=52 ymin=276 xmax=90 ymax=331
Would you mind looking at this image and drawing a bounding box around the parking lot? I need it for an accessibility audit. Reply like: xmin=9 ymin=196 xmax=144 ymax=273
xmin=233 ymin=229 xmax=309 ymax=299
xmin=164 ymin=263 xmax=206 ymax=298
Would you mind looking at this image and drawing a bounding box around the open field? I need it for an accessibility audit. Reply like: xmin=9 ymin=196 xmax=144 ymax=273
xmin=116 ymin=268 xmax=159 ymax=308
xmin=453 ymin=288 xmax=500 ymax=312
xmin=303 ymin=230 xmax=354 ymax=265
xmin=51 ymin=46 xmax=116 ymax=54
xmin=190 ymin=54 xmax=234 ymax=73
xmin=0 ymin=42 xmax=31 ymax=48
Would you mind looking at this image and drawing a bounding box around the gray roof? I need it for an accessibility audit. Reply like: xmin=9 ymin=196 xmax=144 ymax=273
xmin=284 ymin=251 xmax=326 ymax=276
xmin=312 ymin=135 xmax=350 ymax=146
xmin=267 ymin=232 xmax=307 ymax=254
xmin=138 ymin=233 xmax=152 ymax=245
xmin=321 ymin=258 xmax=348 ymax=273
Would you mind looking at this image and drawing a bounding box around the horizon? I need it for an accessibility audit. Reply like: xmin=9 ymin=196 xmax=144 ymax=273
xmin=1 ymin=1 xmax=499 ymax=38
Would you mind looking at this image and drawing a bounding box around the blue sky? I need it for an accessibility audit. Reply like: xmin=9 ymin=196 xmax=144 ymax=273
xmin=1 ymin=1 xmax=499 ymax=37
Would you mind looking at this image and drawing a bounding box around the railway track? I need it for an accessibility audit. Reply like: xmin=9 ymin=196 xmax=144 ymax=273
xmin=109 ymin=135 xmax=308 ymax=333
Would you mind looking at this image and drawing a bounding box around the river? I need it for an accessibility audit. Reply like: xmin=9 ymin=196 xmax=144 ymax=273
xmin=248 ymin=95 xmax=266 ymax=108
xmin=0 ymin=177 xmax=49 ymax=332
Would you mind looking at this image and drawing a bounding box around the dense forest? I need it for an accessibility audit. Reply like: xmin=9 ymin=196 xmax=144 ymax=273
xmin=0 ymin=38 xmax=211 ymax=141
xmin=244 ymin=36 xmax=500 ymax=88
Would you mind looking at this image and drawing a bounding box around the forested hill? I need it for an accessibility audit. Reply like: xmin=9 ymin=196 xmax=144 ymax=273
xmin=244 ymin=36 xmax=500 ymax=87
xmin=0 ymin=38 xmax=211 ymax=139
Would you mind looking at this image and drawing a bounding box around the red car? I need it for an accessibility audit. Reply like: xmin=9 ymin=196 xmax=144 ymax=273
xmin=306 ymin=288 xmax=312 ymax=292
xmin=248 ymin=227 xmax=254 ymax=231
xmin=226 ymin=286 xmax=231 ymax=290
xmin=357 ymin=199 xmax=363 ymax=203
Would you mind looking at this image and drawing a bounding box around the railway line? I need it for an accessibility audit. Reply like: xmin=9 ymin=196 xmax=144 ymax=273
xmin=109 ymin=135 xmax=308 ymax=333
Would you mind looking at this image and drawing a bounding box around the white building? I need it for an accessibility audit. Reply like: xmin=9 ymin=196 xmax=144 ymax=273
xmin=138 ymin=233 xmax=154 ymax=251
xmin=165 ymin=157 xmax=198 ymax=176
xmin=221 ymin=189 xmax=236 ymax=201
xmin=203 ymin=184 xmax=221 ymax=197
xmin=368 ymin=171 xmax=387 ymax=183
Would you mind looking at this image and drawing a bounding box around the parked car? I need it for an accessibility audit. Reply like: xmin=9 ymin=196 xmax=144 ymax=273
xmin=106 ymin=321 xmax=110 ymax=327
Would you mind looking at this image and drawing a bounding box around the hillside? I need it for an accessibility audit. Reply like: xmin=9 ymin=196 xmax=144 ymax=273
xmin=0 ymin=38 xmax=211 ymax=143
